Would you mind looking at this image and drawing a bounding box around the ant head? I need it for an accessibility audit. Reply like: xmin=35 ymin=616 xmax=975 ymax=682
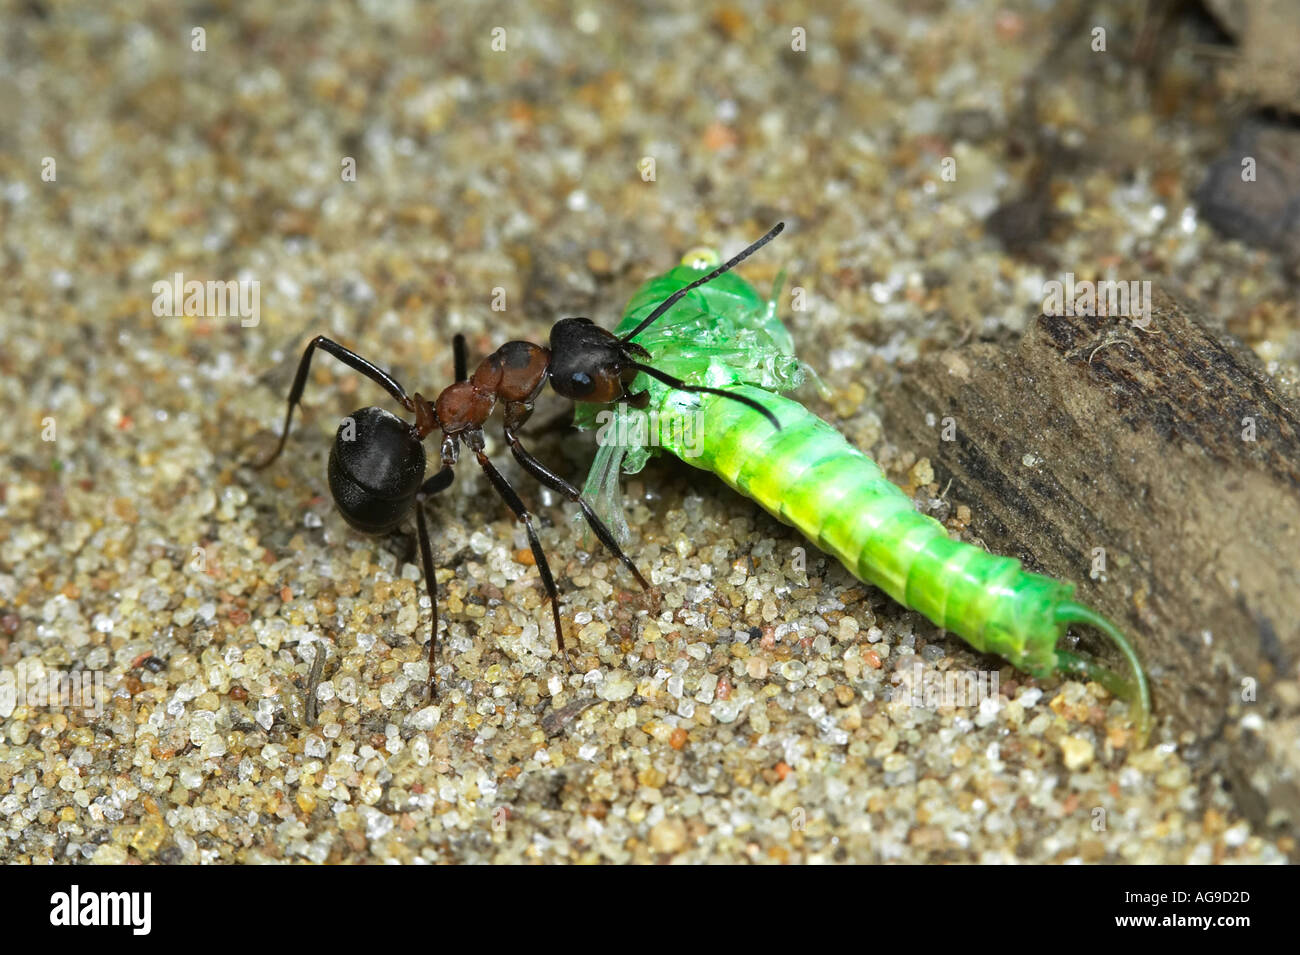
xmin=547 ymin=318 xmax=629 ymax=403
xmin=328 ymin=406 xmax=426 ymax=534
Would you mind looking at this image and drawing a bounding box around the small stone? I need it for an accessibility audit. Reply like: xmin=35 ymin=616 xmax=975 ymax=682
xmin=359 ymin=806 xmax=393 ymax=841
xmin=649 ymin=817 xmax=688 ymax=854
xmin=409 ymin=705 xmax=440 ymax=730
xmin=599 ymin=670 xmax=636 ymax=702
xmin=637 ymin=767 xmax=667 ymax=789
xmin=780 ymin=660 xmax=807 ymax=681
xmin=130 ymin=816 xmax=168 ymax=860
xmin=712 ymin=698 xmax=743 ymax=723
xmin=1060 ymin=735 xmax=1095 ymax=771
xmin=92 ymin=844 xmax=128 ymax=865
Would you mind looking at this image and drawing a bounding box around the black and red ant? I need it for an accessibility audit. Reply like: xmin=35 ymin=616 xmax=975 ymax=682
xmin=253 ymin=222 xmax=784 ymax=698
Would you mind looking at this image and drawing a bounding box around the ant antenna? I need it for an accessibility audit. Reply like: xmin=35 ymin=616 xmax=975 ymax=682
xmin=619 ymin=221 xmax=785 ymax=344
xmin=626 ymin=361 xmax=782 ymax=430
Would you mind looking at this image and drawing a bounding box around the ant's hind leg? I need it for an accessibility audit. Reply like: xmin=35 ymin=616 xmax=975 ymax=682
xmin=415 ymin=465 xmax=455 ymax=698
xmin=253 ymin=336 xmax=413 ymax=469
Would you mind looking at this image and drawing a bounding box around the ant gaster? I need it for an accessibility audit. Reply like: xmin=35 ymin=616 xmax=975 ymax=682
xmin=253 ymin=222 xmax=784 ymax=698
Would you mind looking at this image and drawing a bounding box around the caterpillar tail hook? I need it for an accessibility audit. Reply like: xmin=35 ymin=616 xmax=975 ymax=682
xmin=1054 ymin=602 xmax=1152 ymax=745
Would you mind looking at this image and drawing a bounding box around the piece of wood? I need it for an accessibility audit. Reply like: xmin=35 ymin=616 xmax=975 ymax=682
xmin=1203 ymin=0 xmax=1300 ymax=115
xmin=880 ymin=288 xmax=1300 ymax=853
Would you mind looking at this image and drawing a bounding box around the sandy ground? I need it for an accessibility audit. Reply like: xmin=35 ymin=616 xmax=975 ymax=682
xmin=0 ymin=1 xmax=1293 ymax=862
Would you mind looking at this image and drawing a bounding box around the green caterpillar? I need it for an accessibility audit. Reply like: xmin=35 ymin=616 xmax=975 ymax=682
xmin=575 ymin=238 xmax=1152 ymax=742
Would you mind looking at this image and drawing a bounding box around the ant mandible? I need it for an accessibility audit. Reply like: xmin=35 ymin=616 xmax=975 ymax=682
xmin=253 ymin=222 xmax=784 ymax=699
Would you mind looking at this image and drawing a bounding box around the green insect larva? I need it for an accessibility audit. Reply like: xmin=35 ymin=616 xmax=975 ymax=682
xmin=576 ymin=230 xmax=1152 ymax=742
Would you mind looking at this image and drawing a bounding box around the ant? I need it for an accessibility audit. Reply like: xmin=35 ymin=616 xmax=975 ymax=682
xmin=252 ymin=222 xmax=784 ymax=699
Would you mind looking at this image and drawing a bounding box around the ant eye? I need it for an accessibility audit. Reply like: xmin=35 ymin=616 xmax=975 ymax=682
xmin=568 ymin=371 xmax=594 ymax=395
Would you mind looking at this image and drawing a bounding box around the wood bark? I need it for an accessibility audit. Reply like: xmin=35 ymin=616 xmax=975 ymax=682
xmin=880 ymin=289 xmax=1300 ymax=853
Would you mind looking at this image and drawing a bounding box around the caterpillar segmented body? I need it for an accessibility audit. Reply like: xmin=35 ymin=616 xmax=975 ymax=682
xmin=577 ymin=244 xmax=1152 ymax=740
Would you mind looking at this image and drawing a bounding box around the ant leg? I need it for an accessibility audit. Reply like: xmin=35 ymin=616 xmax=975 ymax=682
xmin=503 ymin=419 xmax=650 ymax=591
xmin=254 ymin=336 xmax=413 ymax=469
xmin=471 ymin=449 xmax=576 ymax=672
xmin=421 ymin=467 xmax=455 ymax=495
xmin=453 ymin=333 xmax=468 ymax=383
xmin=415 ymin=466 xmax=455 ymax=699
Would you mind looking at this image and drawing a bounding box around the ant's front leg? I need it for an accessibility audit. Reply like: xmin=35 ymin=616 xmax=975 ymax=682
xmin=253 ymin=336 xmax=414 ymax=469
xmin=503 ymin=402 xmax=650 ymax=591
xmin=469 ymin=443 xmax=575 ymax=672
